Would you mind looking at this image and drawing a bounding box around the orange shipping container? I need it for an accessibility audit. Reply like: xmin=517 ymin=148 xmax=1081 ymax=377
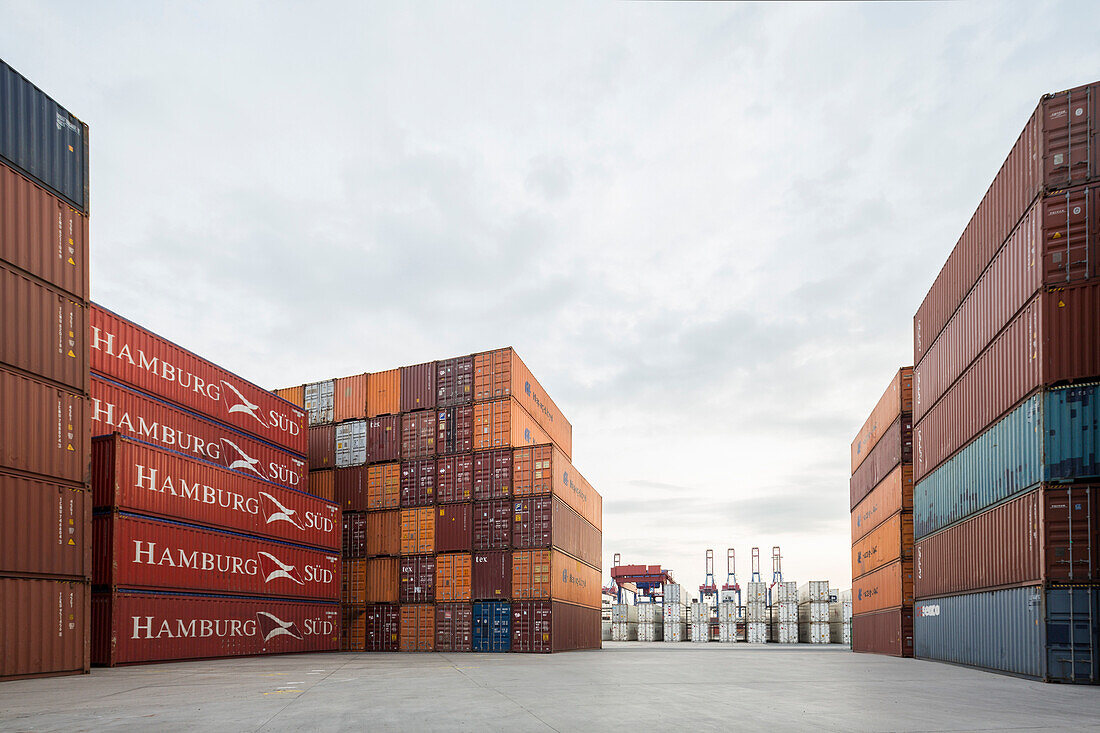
xmin=852 ymin=512 xmax=913 ymax=580
xmin=436 ymin=553 xmax=472 ymax=601
xmin=512 ymin=549 xmax=601 ymax=609
xmin=333 ymin=373 xmax=369 ymax=423
xmin=851 ymin=368 xmax=912 ymax=474
xmin=851 ymin=464 xmax=912 ymax=543
xmin=473 ymin=398 xmax=553 ymax=454
xmin=852 ymin=559 xmax=913 ymax=615
xmin=343 ymin=559 xmax=366 ymax=605
xmin=367 ymin=369 xmax=401 ymax=418
xmin=367 ymin=510 xmax=400 ymax=557
xmin=473 ymin=348 xmax=572 ymax=459
xmin=514 ymin=444 xmax=602 ymax=532
xmin=309 ymin=469 xmax=335 ymax=503
xmin=367 ymin=462 xmax=400 ymax=510
xmin=275 ymin=385 xmax=304 ymax=408
xmin=399 ymin=604 xmax=435 ymax=652
xmin=365 ymin=557 xmax=399 ymax=603
xmin=400 ymin=507 xmax=435 ymax=555
xmin=342 ymin=606 xmax=366 ymax=652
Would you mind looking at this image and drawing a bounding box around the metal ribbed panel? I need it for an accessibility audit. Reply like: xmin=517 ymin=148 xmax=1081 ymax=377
xmin=0 ymin=262 xmax=87 ymax=390
xmin=1 ymin=577 xmax=89 ymax=679
xmin=0 ymin=472 xmax=89 ymax=578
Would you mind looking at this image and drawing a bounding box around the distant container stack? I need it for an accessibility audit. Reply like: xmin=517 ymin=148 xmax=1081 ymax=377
xmin=769 ymin=581 xmax=798 ymax=644
xmin=745 ymin=582 xmax=768 ymax=644
xmin=830 ymin=590 xmax=853 ymax=645
xmin=0 ymin=59 xmax=91 ymax=681
xmin=662 ymin=583 xmax=690 ymax=642
xmin=287 ymin=347 xmax=603 ymax=653
xmin=689 ymin=601 xmax=710 ymax=643
xmin=798 ymin=582 xmax=831 ymax=644
xmin=911 ymin=81 xmax=1100 ymax=683
xmin=717 ymin=601 xmax=740 ymax=643
xmin=850 ymin=368 xmax=914 ymax=657
xmin=611 ymin=604 xmax=638 ymax=641
xmin=638 ymin=602 xmax=665 ymax=641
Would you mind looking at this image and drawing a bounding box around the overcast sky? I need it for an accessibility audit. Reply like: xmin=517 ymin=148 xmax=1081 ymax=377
xmin=5 ymin=1 xmax=1098 ymax=594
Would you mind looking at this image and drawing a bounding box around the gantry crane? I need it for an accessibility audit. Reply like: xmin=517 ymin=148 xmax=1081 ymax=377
xmin=720 ymin=548 xmax=741 ymax=606
xmin=610 ymin=552 xmax=672 ymax=604
xmin=750 ymin=546 xmax=762 ymax=583
xmin=698 ymin=549 xmax=718 ymax=604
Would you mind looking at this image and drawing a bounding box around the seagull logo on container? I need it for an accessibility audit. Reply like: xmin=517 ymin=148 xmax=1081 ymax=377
xmin=256 ymin=612 xmax=303 ymax=642
xmin=258 ymin=492 xmax=305 ymax=530
xmin=257 ymin=552 xmax=305 ymax=585
xmin=222 ymin=439 xmax=267 ymax=479
xmin=221 ymin=381 xmax=271 ymax=428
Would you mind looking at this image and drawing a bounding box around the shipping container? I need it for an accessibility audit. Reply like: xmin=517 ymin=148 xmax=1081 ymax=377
xmin=435 ymin=602 xmax=472 ymax=651
xmin=308 ymin=425 xmax=335 ymax=471
xmin=850 ymin=415 xmax=911 ymax=510
xmin=472 ymin=601 xmax=511 ymax=652
xmin=472 ymin=550 xmax=511 ymax=601
xmin=363 ymin=603 xmax=399 ymax=651
xmin=0 ymin=577 xmax=88 ymax=679
xmin=473 ymin=348 xmax=572 ymax=458
xmin=399 ymin=411 xmax=434 ymax=459
xmin=308 ymin=469 xmax=334 ymax=503
xmin=91 ymin=592 xmax=339 ymax=666
xmin=334 ymin=420 xmax=367 ymax=468
xmin=473 ymin=499 xmax=511 ymax=551
xmin=511 ymin=495 xmax=602 ymax=570
xmin=435 ymin=453 xmax=473 ymax=504
xmin=367 ymin=370 xmax=400 ymax=418
xmin=514 ymin=444 xmax=602 ymax=531
xmin=399 ymin=604 xmax=435 ymax=652
xmin=0 ymin=60 xmax=89 ymax=212
xmin=343 ymin=513 xmax=366 ymax=559
xmin=343 ymin=559 xmax=366 ymax=605
xmin=436 ymin=356 xmax=473 ymax=407
xmin=341 ymin=605 xmax=366 ymax=651
xmin=914 ymin=585 xmax=1099 ymax=683
xmin=368 ymin=415 xmax=399 ymax=463
xmin=436 ymin=553 xmax=472 ymax=602
xmin=0 ymin=161 xmax=88 ymax=299
xmin=93 ymin=513 xmax=340 ymax=600
xmin=399 ymin=555 xmax=435 ymax=603
xmin=435 ymin=503 xmax=472 ymax=553
xmin=91 ymin=435 xmax=339 ymax=550
xmin=0 ymin=263 xmax=87 ymax=390
xmin=400 ymin=507 xmax=434 ymax=555
xmin=512 ymin=549 xmax=600 ymax=609
xmin=333 ymin=373 xmax=368 ymax=423
xmin=473 ymin=448 xmax=513 ymax=501
xmin=274 ymin=386 xmax=304 ymax=409
xmin=852 ymin=512 xmax=913 ymax=580
xmin=852 ymin=464 xmax=912 ymax=543
xmin=914 ymin=81 xmax=1100 ymax=364
xmin=400 ymin=458 xmax=436 ymax=507
xmin=1 ymin=365 xmax=87 ymax=483
xmin=366 ymin=510 xmax=400 ymax=557
xmin=365 ymin=557 xmax=399 ymax=604
xmin=304 ymin=380 xmax=334 ymax=426
xmin=851 ymin=369 xmax=912 ymax=474
xmin=0 ymin=471 xmax=88 ymax=578
xmin=473 ymin=398 xmax=553 ymax=454
xmin=436 ymin=405 xmax=473 ymax=455
xmin=852 ymin=559 xmax=913 ymax=615
xmin=366 ymin=462 xmax=400 ymax=511
xmin=400 ymin=362 xmax=436 ymax=413
xmin=90 ymin=306 xmax=306 ymax=455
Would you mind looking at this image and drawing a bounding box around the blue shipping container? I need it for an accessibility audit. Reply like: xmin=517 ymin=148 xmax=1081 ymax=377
xmin=0 ymin=58 xmax=88 ymax=212
xmin=914 ymin=384 xmax=1100 ymax=538
xmin=473 ymin=601 xmax=511 ymax=652
xmin=914 ymin=585 xmax=1098 ymax=683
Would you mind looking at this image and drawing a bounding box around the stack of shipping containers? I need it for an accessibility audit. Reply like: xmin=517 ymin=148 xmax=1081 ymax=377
xmin=744 ymin=582 xmax=768 ymax=643
xmin=639 ymin=602 xmax=664 ymax=641
xmin=911 ymin=82 xmax=1100 ymax=683
xmin=849 ymin=369 xmax=914 ymax=657
xmin=290 ymin=347 xmax=603 ymax=653
xmin=611 ymin=604 xmax=638 ymax=641
xmin=662 ymin=583 xmax=690 ymax=642
xmin=829 ymin=590 xmax=853 ymax=645
xmin=769 ymin=582 xmax=798 ymax=644
xmin=87 ymin=308 xmax=340 ymax=664
xmin=798 ymin=582 xmax=831 ymax=644
xmin=0 ymin=60 xmax=91 ymax=681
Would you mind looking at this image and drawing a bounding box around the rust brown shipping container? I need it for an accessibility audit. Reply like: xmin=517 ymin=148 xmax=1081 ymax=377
xmin=399 ymin=555 xmax=435 ymax=603
xmin=436 ymin=502 xmax=473 ymax=552
xmin=365 ymin=557 xmax=399 ymax=604
xmin=399 ymin=604 xmax=435 ymax=652
xmin=512 ymin=600 xmax=602 ymax=653
xmin=400 ymin=507 xmax=435 ymax=555
xmin=0 ymin=162 xmax=89 ymax=300
xmin=0 ymin=263 xmax=88 ymax=391
xmin=436 ymin=453 xmax=473 ymax=503
xmin=851 ymin=464 xmax=912 ymax=543
xmin=852 ymin=559 xmax=913 ymax=615
xmin=364 ymin=603 xmax=400 ymax=651
xmin=913 ymin=81 xmax=1100 ymax=364
xmin=367 ymin=369 xmax=400 ymax=417
xmin=309 ymin=469 xmax=335 ymax=502
xmin=851 ymin=368 xmax=912 ymax=474
xmin=435 ymin=602 xmax=472 ymax=651
xmin=436 ymin=405 xmax=473 ymax=455
xmin=0 ymin=472 xmax=89 ymax=579
xmin=367 ymin=462 xmax=399 ymax=510
xmin=436 ymin=552 xmax=472 ymax=601
xmin=512 ymin=549 xmax=601 ymax=609
xmin=309 ymin=424 xmax=336 ymax=470
xmin=333 ymin=373 xmax=368 ymax=423
xmin=400 ymin=458 xmax=436 ymax=507
xmin=850 ymin=415 xmax=911 ymax=510
xmin=366 ymin=509 xmax=400 ymax=557
xmin=436 ymin=355 xmax=473 ymax=407
xmin=275 ymin=385 xmax=304 ymax=408
xmin=473 ymin=348 xmax=572 ymax=458
xmin=472 ymin=550 xmax=512 ymax=601
xmin=368 ymin=415 xmax=400 ymax=462
xmin=343 ymin=559 xmax=367 ymax=605
xmin=342 ymin=605 xmax=366 ymax=651
xmin=343 ymin=512 xmax=367 ymax=559
xmin=852 ymin=511 xmax=913 ymax=580
xmin=400 ymin=410 xmax=435 ymax=458
xmin=852 ymin=608 xmax=913 ymax=657
xmin=473 ymin=499 xmax=511 ymax=551
xmin=334 ymin=466 xmax=369 ymax=512
xmin=512 ymin=495 xmax=602 ymax=569
xmin=1 ymin=577 xmax=89 ymax=680
xmin=400 ymin=362 xmax=436 ymax=413
xmin=473 ymin=398 xmax=553 ymax=454
xmin=473 ymin=448 xmax=513 ymax=501
xmin=514 ymin=444 xmax=602 ymax=531
xmin=0 ymin=365 xmax=87 ymax=484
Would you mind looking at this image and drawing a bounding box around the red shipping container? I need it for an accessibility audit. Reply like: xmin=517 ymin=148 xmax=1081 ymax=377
xmin=399 ymin=604 xmax=435 ymax=652
xmin=473 ymin=449 xmax=513 ymax=500
xmin=364 ymin=603 xmax=399 ymax=651
xmin=334 ymin=465 xmax=369 ymax=512
xmin=92 ymin=435 xmax=339 ymax=551
xmin=473 ymin=499 xmax=511 ymax=551
xmin=436 ymin=356 xmax=473 ymax=407
xmin=0 ymin=263 xmax=87 ymax=391
xmin=511 ymin=600 xmax=602 ymax=653
xmin=400 ymin=410 xmax=435 ymax=458
xmin=436 ymin=405 xmax=473 ymax=455
xmin=436 ymin=453 xmax=473 ymax=504
xmin=436 ymin=503 xmax=472 ymax=552
xmin=0 ymin=577 xmax=89 ymax=680
xmin=512 ymin=495 xmax=602 ymax=570
xmin=90 ymin=305 xmax=306 ymax=455
xmin=399 ymin=555 xmax=436 ymax=603
xmin=400 ymin=458 xmax=436 ymax=507
xmin=472 ymin=550 xmax=511 ymax=601
xmin=850 ymin=415 xmax=911 ymax=509
xmin=852 ymin=608 xmax=913 ymax=658
xmin=308 ymin=425 xmax=335 ymax=470
xmin=435 ymin=602 xmax=472 ymax=651
xmin=93 ymin=513 xmax=340 ymax=600
xmin=367 ymin=510 xmax=400 ymax=557
xmin=343 ymin=513 xmax=367 ymax=559
xmin=0 ymin=365 xmax=87 ymax=484
xmin=400 ymin=362 xmax=436 ymax=413
xmin=0 ymin=471 xmax=89 ymax=578
xmin=91 ymin=375 xmax=307 ymax=491
xmin=851 ymin=464 xmax=913 ymax=543
xmin=91 ymin=592 xmax=339 ymax=666
xmin=368 ymin=415 xmax=399 ymax=462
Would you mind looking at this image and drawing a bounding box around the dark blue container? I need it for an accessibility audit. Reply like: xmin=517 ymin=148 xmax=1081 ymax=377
xmin=0 ymin=58 xmax=88 ymax=213
xmin=472 ymin=601 xmax=511 ymax=652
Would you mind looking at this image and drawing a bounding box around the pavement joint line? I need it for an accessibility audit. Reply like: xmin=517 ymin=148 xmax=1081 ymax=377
xmin=445 ymin=659 xmax=560 ymax=733
xmin=252 ymin=655 xmax=353 ymax=733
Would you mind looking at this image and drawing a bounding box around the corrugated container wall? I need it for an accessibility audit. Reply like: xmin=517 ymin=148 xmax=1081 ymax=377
xmin=514 ymin=444 xmax=603 ymax=531
xmin=275 ymin=385 xmax=304 ymax=408
xmin=512 ymin=601 xmax=602 ymax=653
xmin=0 ymin=474 xmax=89 ymax=577
xmin=368 ymin=416 xmax=400 ymax=463
xmin=333 ymin=373 xmax=368 ymax=423
xmin=309 ymin=469 xmax=334 ymax=502
xmin=436 ymin=453 xmax=473 ymax=504
xmin=436 ymin=603 xmax=472 ymax=652
xmin=367 ymin=462 xmax=400 ymax=510
xmin=473 ymin=348 xmax=572 ymax=459
xmin=366 ymin=510 xmax=400 ymax=557
xmin=367 ymin=370 xmax=400 ymax=417
xmin=436 ymin=356 xmax=473 ymax=407
xmin=308 ymin=424 xmax=335 ymax=470
xmin=304 ymin=380 xmax=334 ymax=426
xmin=851 ymin=464 xmax=912 ymax=543
xmin=1 ymin=577 xmax=89 ymax=678
xmin=1 ymin=263 xmax=88 ymax=390
xmin=851 ymin=369 xmax=912 ymax=474
xmin=436 ymin=503 xmax=473 ymax=552
xmin=1 ymin=366 xmax=87 ymax=483
xmin=512 ymin=495 xmax=602 ymax=570
xmin=850 ymin=415 xmax=911 ymax=509
xmin=400 ymin=362 xmax=436 ymax=412
xmin=852 ymin=608 xmax=913 ymax=657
